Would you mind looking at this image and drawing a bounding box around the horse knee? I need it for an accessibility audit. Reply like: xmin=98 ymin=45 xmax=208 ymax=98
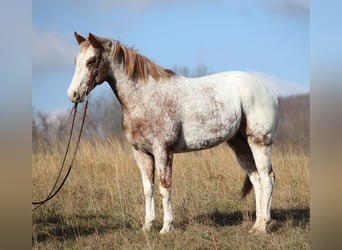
xmin=249 ymin=172 xmax=261 ymax=188
xmin=260 ymin=168 xmax=275 ymax=186
xmin=159 ymin=183 xmax=171 ymax=198
xmin=143 ymin=183 xmax=154 ymax=198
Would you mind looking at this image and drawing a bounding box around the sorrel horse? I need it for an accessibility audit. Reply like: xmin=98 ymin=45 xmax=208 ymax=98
xmin=67 ymin=33 xmax=279 ymax=234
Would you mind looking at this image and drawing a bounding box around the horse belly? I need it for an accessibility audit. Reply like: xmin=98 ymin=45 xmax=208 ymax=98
xmin=174 ymin=106 xmax=241 ymax=152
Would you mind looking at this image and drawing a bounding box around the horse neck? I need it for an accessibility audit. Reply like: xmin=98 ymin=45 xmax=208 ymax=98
xmin=104 ymin=45 xmax=177 ymax=111
xmin=106 ymin=60 xmax=143 ymax=111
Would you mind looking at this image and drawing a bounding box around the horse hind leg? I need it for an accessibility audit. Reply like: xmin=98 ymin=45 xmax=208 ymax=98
xmin=247 ymin=138 xmax=275 ymax=234
xmin=227 ymin=133 xmax=257 ymax=197
xmin=227 ymin=134 xmax=263 ymax=228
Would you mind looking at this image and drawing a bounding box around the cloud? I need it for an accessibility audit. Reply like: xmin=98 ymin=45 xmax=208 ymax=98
xmin=258 ymin=0 xmax=310 ymax=19
xmin=93 ymin=0 xmax=198 ymax=10
xmin=94 ymin=0 xmax=309 ymax=17
xmin=32 ymin=28 xmax=76 ymax=74
xmin=96 ymin=0 xmax=158 ymax=9
xmin=249 ymin=71 xmax=309 ymax=97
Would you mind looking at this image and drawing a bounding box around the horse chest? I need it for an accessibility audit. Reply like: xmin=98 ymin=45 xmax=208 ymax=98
xmin=121 ymin=107 xmax=179 ymax=152
xmin=122 ymin=113 xmax=153 ymax=148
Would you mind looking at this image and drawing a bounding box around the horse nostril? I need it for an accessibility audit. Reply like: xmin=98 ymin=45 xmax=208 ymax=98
xmin=73 ymin=91 xmax=79 ymax=100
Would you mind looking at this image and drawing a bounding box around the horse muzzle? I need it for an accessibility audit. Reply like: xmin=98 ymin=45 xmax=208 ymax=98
xmin=67 ymin=88 xmax=86 ymax=103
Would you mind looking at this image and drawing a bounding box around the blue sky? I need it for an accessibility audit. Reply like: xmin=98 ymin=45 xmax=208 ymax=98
xmin=32 ymin=0 xmax=309 ymax=112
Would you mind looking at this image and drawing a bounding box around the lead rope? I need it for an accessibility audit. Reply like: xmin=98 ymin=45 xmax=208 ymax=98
xmin=32 ymin=98 xmax=88 ymax=211
xmin=33 ymin=46 xmax=101 ymax=211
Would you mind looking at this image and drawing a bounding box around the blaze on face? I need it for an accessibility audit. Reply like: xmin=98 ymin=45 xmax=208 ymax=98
xmin=67 ymin=32 xmax=106 ymax=103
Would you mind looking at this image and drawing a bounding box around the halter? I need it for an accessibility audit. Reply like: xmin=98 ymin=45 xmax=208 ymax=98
xmin=86 ymin=48 xmax=102 ymax=96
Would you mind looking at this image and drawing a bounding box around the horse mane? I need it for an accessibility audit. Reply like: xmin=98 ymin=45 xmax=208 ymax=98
xmin=113 ymin=43 xmax=175 ymax=82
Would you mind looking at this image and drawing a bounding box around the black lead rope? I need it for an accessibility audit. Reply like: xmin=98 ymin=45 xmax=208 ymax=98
xmin=33 ymin=43 xmax=101 ymax=212
xmin=32 ymin=99 xmax=88 ymax=211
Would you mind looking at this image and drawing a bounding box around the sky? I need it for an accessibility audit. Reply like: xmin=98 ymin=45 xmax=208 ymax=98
xmin=32 ymin=0 xmax=310 ymax=112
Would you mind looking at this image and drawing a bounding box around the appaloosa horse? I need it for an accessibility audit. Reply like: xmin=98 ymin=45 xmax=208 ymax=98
xmin=67 ymin=32 xmax=279 ymax=234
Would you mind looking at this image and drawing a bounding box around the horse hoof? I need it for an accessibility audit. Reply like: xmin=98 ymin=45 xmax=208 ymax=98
xmin=159 ymin=224 xmax=173 ymax=235
xmin=248 ymin=226 xmax=268 ymax=235
xmin=142 ymin=222 xmax=153 ymax=232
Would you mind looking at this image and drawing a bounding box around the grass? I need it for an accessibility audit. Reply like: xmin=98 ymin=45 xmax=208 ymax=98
xmin=32 ymin=138 xmax=309 ymax=249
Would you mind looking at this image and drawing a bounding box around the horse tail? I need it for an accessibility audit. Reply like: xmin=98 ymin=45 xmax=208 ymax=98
xmin=241 ymin=175 xmax=253 ymax=198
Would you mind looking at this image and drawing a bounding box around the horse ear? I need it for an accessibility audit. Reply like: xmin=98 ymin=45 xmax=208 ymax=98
xmin=88 ymin=33 xmax=102 ymax=49
xmin=74 ymin=32 xmax=85 ymax=45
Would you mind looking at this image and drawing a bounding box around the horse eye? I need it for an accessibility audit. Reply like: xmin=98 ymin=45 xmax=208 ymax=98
xmin=86 ymin=58 xmax=96 ymax=66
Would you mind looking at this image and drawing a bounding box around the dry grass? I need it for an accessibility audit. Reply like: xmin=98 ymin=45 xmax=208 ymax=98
xmin=32 ymin=138 xmax=309 ymax=249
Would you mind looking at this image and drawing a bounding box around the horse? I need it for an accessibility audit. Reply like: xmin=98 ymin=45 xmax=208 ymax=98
xmin=67 ymin=32 xmax=279 ymax=234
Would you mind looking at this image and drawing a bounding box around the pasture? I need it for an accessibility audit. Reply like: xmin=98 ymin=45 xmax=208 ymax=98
xmin=32 ymin=138 xmax=309 ymax=249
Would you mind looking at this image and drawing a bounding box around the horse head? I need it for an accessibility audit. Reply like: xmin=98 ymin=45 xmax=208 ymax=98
xmin=67 ymin=32 xmax=110 ymax=103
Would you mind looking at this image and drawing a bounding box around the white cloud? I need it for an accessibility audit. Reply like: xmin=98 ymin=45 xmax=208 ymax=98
xmin=97 ymin=0 xmax=157 ymax=9
xmin=249 ymin=71 xmax=309 ymax=97
xmin=43 ymin=107 xmax=70 ymax=123
xmin=257 ymin=0 xmax=310 ymax=19
xmin=94 ymin=0 xmax=309 ymax=16
xmin=93 ymin=0 xmax=198 ymax=10
xmin=32 ymin=28 xmax=76 ymax=74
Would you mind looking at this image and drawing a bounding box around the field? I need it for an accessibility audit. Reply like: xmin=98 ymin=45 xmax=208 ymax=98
xmin=32 ymin=138 xmax=309 ymax=249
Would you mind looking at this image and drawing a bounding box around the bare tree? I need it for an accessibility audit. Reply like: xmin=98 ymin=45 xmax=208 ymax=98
xmin=172 ymin=65 xmax=190 ymax=77
xmin=83 ymin=94 xmax=123 ymax=139
xmin=32 ymin=111 xmax=53 ymax=152
xmin=193 ymin=64 xmax=208 ymax=77
xmin=172 ymin=64 xmax=209 ymax=77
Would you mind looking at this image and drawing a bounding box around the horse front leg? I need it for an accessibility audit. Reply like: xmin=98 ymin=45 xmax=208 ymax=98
xmin=133 ymin=148 xmax=155 ymax=231
xmin=153 ymin=144 xmax=173 ymax=234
